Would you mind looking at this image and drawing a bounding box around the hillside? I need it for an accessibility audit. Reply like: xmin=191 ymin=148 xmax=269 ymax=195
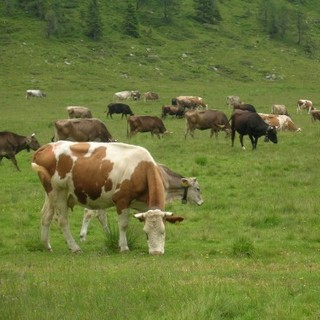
xmin=1 ymin=0 xmax=320 ymax=107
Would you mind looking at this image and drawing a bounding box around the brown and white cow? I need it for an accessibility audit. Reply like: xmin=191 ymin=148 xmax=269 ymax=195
xmin=144 ymin=92 xmax=159 ymax=102
xmin=32 ymin=141 xmax=184 ymax=254
xmin=184 ymin=109 xmax=231 ymax=139
xmin=0 ymin=131 xmax=41 ymax=171
xmin=172 ymin=96 xmax=207 ymax=110
xmin=297 ymin=99 xmax=313 ymax=114
xmin=66 ymin=106 xmax=92 ymax=119
xmin=127 ymin=115 xmax=169 ymax=139
xmin=271 ymin=104 xmax=289 ymax=116
xmin=53 ymin=118 xmax=114 ymax=142
xmin=310 ymin=110 xmax=320 ymax=122
xmin=258 ymin=113 xmax=301 ymax=132
xmin=80 ymin=162 xmax=204 ymax=241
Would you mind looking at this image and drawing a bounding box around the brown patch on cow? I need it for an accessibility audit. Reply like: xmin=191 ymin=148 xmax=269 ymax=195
xmin=57 ymin=154 xmax=73 ymax=179
xmin=72 ymin=146 xmax=113 ymax=205
xmin=70 ymin=142 xmax=90 ymax=157
xmin=112 ymin=161 xmax=165 ymax=214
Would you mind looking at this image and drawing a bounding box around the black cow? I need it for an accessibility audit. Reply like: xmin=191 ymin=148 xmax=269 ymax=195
xmin=230 ymin=110 xmax=277 ymax=149
xmin=106 ymin=103 xmax=134 ymax=119
xmin=233 ymin=103 xmax=257 ymax=113
xmin=0 ymin=131 xmax=41 ymax=171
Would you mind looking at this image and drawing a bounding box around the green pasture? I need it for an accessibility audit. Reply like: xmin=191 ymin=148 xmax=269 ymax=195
xmin=1 ymin=1 xmax=320 ymax=317
xmin=1 ymin=82 xmax=320 ymax=319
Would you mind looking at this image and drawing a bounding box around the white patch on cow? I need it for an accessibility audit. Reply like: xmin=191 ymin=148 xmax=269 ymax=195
xmin=134 ymin=210 xmax=173 ymax=255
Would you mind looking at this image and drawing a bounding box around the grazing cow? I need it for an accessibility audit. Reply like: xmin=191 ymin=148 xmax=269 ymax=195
xmin=26 ymin=89 xmax=46 ymax=99
xmin=114 ymin=90 xmax=141 ymax=101
xmin=172 ymin=96 xmax=207 ymax=110
xmin=106 ymin=103 xmax=134 ymax=119
xmin=161 ymin=105 xmax=184 ymax=119
xmin=297 ymin=99 xmax=313 ymax=114
xmin=127 ymin=115 xmax=169 ymax=139
xmin=233 ymin=103 xmax=256 ymax=113
xmin=310 ymin=110 xmax=320 ymax=122
xmin=271 ymin=104 xmax=289 ymax=116
xmin=226 ymin=95 xmax=242 ymax=108
xmin=144 ymin=92 xmax=159 ymax=102
xmin=184 ymin=109 xmax=231 ymax=139
xmin=230 ymin=110 xmax=278 ymax=150
xmin=258 ymin=113 xmax=301 ymax=132
xmin=80 ymin=162 xmax=204 ymax=241
xmin=31 ymin=141 xmax=184 ymax=254
xmin=66 ymin=106 xmax=92 ymax=119
xmin=53 ymin=118 xmax=114 ymax=142
xmin=0 ymin=131 xmax=40 ymax=171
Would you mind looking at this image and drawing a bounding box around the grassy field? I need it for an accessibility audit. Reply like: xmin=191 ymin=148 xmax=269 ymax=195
xmin=1 ymin=1 xmax=320 ymax=319
xmin=1 ymin=84 xmax=320 ymax=319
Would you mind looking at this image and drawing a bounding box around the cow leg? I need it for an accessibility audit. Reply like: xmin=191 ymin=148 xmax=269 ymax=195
xmin=118 ymin=208 xmax=130 ymax=252
xmin=53 ymin=192 xmax=81 ymax=252
xmin=239 ymin=135 xmax=246 ymax=150
xmin=96 ymin=209 xmax=110 ymax=234
xmin=9 ymin=155 xmax=20 ymax=171
xmin=231 ymin=130 xmax=236 ymax=147
xmin=80 ymin=208 xmax=95 ymax=241
xmin=40 ymin=194 xmax=55 ymax=251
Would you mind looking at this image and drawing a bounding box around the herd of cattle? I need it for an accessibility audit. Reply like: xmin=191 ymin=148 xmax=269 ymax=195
xmin=1 ymin=89 xmax=318 ymax=254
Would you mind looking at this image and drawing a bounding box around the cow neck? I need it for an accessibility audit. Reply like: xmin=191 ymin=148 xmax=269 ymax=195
xmin=158 ymin=164 xmax=188 ymax=203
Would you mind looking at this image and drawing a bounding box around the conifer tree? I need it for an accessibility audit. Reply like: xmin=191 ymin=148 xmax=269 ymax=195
xmin=194 ymin=0 xmax=222 ymax=24
xmin=124 ymin=3 xmax=140 ymax=38
xmin=86 ymin=0 xmax=103 ymax=40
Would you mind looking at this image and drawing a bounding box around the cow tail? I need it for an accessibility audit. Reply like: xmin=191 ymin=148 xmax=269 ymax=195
xmin=31 ymin=163 xmax=52 ymax=193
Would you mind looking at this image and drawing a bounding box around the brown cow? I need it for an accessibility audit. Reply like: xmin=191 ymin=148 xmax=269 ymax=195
xmin=297 ymin=99 xmax=313 ymax=114
xmin=184 ymin=109 xmax=231 ymax=139
xmin=31 ymin=141 xmax=184 ymax=254
xmin=311 ymin=110 xmax=320 ymax=122
xmin=0 ymin=131 xmax=41 ymax=171
xmin=127 ymin=115 xmax=169 ymax=139
xmin=258 ymin=113 xmax=301 ymax=132
xmin=144 ymin=92 xmax=159 ymax=102
xmin=161 ymin=105 xmax=184 ymax=119
xmin=53 ymin=118 xmax=114 ymax=142
xmin=66 ymin=106 xmax=92 ymax=119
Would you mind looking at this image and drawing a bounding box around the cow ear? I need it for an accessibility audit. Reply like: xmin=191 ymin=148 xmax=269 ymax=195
xmin=134 ymin=213 xmax=145 ymax=222
xmin=166 ymin=215 xmax=184 ymax=224
xmin=181 ymin=178 xmax=190 ymax=187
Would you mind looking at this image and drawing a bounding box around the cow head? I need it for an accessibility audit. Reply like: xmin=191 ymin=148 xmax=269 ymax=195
xmin=26 ymin=133 xmax=41 ymax=151
xmin=181 ymin=178 xmax=204 ymax=205
xmin=134 ymin=209 xmax=183 ymax=255
xmin=264 ymin=126 xmax=278 ymax=144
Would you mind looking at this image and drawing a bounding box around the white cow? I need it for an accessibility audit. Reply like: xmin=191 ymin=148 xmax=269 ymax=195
xmin=114 ymin=90 xmax=140 ymax=101
xmin=26 ymin=89 xmax=46 ymax=99
xmin=271 ymin=104 xmax=289 ymax=116
xmin=66 ymin=106 xmax=92 ymax=119
xmin=226 ymin=95 xmax=242 ymax=108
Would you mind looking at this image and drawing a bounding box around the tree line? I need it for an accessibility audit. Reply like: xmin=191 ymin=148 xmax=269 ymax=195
xmin=1 ymin=0 xmax=314 ymax=53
